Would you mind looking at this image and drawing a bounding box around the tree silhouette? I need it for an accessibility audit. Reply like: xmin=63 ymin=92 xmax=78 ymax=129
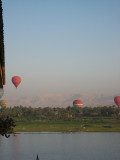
xmin=0 ymin=116 xmax=16 ymax=138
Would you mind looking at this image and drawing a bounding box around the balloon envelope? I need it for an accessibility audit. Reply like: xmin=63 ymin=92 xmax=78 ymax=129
xmin=114 ymin=96 xmax=120 ymax=107
xmin=12 ymin=76 xmax=21 ymax=88
xmin=0 ymin=100 xmax=7 ymax=107
xmin=73 ymin=99 xmax=83 ymax=107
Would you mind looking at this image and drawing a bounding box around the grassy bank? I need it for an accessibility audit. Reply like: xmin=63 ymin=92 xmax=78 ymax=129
xmin=14 ymin=118 xmax=120 ymax=132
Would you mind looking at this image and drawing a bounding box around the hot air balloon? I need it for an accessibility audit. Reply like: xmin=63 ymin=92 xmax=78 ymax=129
xmin=0 ymin=88 xmax=4 ymax=99
xmin=0 ymin=100 xmax=7 ymax=108
xmin=114 ymin=96 xmax=120 ymax=107
xmin=12 ymin=76 xmax=21 ymax=88
xmin=73 ymin=99 xmax=83 ymax=107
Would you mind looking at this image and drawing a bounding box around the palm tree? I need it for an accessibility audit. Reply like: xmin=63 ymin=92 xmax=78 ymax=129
xmin=0 ymin=0 xmax=5 ymax=88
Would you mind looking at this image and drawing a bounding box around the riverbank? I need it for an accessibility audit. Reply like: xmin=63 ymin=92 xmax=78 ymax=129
xmin=14 ymin=119 xmax=120 ymax=132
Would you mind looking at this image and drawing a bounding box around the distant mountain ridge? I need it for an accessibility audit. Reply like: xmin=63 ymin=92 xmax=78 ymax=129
xmin=4 ymin=93 xmax=119 ymax=107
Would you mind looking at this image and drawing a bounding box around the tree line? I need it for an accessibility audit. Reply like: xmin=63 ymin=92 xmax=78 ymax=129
xmin=0 ymin=105 xmax=119 ymax=121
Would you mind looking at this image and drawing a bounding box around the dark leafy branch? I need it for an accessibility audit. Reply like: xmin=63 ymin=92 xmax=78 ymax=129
xmin=0 ymin=117 xmax=16 ymax=138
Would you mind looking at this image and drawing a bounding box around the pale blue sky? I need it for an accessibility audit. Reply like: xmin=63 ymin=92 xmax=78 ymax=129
xmin=2 ymin=0 xmax=120 ymax=97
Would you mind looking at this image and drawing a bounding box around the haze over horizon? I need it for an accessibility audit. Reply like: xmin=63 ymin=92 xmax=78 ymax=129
xmin=3 ymin=93 xmax=118 ymax=108
xmin=1 ymin=0 xmax=120 ymax=107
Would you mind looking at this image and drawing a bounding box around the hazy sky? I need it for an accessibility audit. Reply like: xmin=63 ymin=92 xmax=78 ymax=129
xmin=2 ymin=0 xmax=120 ymax=98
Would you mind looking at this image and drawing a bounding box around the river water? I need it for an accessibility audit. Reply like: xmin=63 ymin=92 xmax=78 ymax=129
xmin=0 ymin=132 xmax=120 ymax=160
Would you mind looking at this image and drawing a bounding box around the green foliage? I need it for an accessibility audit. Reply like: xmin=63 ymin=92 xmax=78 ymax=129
xmin=0 ymin=105 xmax=119 ymax=133
xmin=14 ymin=119 xmax=120 ymax=132
xmin=0 ymin=105 xmax=119 ymax=122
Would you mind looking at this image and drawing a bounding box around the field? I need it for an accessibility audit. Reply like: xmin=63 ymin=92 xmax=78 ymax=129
xmin=14 ymin=117 xmax=120 ymax=132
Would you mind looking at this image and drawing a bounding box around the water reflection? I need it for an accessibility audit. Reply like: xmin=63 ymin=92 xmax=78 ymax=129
xmin=0 ymin=132 xmax=120 ymax=160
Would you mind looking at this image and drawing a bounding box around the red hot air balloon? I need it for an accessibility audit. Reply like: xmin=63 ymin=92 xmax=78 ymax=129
xmin=73 ymin=99 xmax=83 ymax=107
xmin=12 ymin=76 xmax=21 ymax=88
xmin=114 ymin=96 xmax=120 ymax=107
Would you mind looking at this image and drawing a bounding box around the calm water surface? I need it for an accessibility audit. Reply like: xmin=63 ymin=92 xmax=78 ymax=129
xmin=0 ymin=132 xmax=120 ymax=160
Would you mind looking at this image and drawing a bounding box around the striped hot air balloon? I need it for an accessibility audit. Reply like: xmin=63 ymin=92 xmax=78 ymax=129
xmin=73 ymin=99 xmax=83 ymax=107
xmin=114 ymin=96 xmax=120 ymax=107
xmin=0 ymin=100 xmax=7 ymax=108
